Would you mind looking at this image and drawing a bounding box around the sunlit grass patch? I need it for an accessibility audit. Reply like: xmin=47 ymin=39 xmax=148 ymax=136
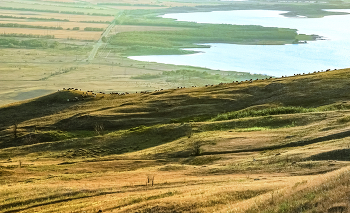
xmin=211 ymin=106 xmax=317 ymax=121
xmin=245 ymin=167 xmax=350 ymax=213
xmin=186 ymin=156 xmax=221 ymax=165
xmin=234 ymin=127 xmax=271 ymax=132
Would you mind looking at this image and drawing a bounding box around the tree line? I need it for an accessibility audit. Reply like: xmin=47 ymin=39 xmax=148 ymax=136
xmin=0 ymin=15 xmax=69 ymax=22
xmin=0 ymin=33 xmax=55 ymax=39
xmin=84 ymin=27 xmax=104 ymax=31
xmin=0 ymin=23 xmax=63 ymax=30
xmin=0 ymin=38 xmax=55 ymax=48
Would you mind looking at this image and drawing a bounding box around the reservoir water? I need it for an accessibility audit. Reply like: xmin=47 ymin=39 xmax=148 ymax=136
xmin=129 ymin=10 xmax=350 ymax=76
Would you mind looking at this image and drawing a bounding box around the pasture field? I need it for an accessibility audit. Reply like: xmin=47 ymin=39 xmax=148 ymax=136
xmin=2 ymin=69 xmax=350 ymax=212
xmin=0 ymin=1 xmax=118 ymax=16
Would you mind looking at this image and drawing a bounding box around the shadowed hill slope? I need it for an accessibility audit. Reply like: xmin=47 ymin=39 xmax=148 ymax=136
xmin=1 ymin=68 xmax=349 ymax=134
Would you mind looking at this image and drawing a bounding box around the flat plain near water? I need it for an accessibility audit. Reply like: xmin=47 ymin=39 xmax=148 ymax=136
xmin=130 ymin=10 xmax=350 ymax=76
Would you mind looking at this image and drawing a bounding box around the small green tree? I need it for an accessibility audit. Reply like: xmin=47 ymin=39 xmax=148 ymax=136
xmin=192 ymin=142 xmax=201 ymax=156
xmin=94 ymin=123 xmax=104 ymax=135
xmin=49 ymin=41 xmax=59 ymax=48
xmin=101 ymin=36 xmax=107 ymax=43
xmin=12 ymin=123 xmax=18 ymax=139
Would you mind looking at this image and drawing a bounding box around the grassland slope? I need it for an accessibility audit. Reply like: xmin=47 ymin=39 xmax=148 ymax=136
xmin=2 ymin=68 xmax=350 ymax=212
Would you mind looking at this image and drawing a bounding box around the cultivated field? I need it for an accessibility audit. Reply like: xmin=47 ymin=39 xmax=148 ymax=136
xmin=0 ymin=9 xmax=115 ymax=22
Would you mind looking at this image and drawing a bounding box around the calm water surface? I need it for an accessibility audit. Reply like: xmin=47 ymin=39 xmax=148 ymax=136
xmin=129 ymin=10 xmax=350 ymax=76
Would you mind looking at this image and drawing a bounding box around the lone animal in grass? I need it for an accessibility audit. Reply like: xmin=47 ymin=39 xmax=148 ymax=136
xmin=146 ymin=175 xmax=154 ymax=186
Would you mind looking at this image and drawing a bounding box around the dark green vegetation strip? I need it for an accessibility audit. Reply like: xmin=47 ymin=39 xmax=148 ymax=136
xmin=0 ymin=15 xmax=69 ymax=22
xmin=110 ymin=10 xmax=315 ymax=56
xmin=84 ymin=27 xmax=104 ymax=31
xmin=0 ymin=38 xmax=83 ymax=49
xmin=0 ymin=38 xmax=57 ymax=48
xmin=110 ymin=24 xmax=308 ymax=56
xmin=211 ymin=104 xmax=350 ymax=121
xmin=0 ymin=33 xmax=54 ymax=39
xmin=211 ymin=106 xmax=317 ymax=121
xmin=164 ymin=2 xmax=350 ymax=18
xmin=0 ymin=23 xmax=64 ymax=30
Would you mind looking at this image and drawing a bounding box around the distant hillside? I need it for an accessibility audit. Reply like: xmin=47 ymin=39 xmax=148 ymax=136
xmin=1 ymin=68 xmax=350 ymax=140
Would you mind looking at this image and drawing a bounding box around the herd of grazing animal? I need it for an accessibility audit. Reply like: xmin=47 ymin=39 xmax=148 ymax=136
xmin=59 ymin=68 xmax=338 ymax=102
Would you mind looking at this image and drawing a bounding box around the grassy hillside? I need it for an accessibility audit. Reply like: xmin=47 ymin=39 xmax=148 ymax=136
xmin=2 ymin=68 xmax=350 ymax=212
